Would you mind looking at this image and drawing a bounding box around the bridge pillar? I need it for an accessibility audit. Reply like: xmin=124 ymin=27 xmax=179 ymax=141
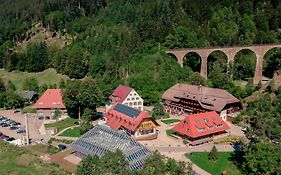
xmin=200 ymin=54 xmax=208 ymax=79
xmin=166 ymin=51 xmax=186 ymax=67
xmin=253 ymin=51 xmax=265 ymax=84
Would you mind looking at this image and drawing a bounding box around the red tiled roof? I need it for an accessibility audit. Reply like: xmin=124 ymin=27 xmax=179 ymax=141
xmin=172 ymin=111 xmax=229 ymax=138
xmin=105 ymin=103 xmax=152 ymax=132
xmin=109 ymin=85 xmax=132 ymax=103
xmin=32 ymin=89 xmax=66 ymax=109
xmin=162 ymin=84 xmax=239 ymax=112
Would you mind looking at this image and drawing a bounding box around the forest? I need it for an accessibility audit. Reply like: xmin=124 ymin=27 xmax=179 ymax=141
xmin=0 ymin=0 xmax=281 ymax=174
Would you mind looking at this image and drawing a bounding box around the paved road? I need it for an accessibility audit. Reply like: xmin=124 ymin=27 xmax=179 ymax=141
xmin=148 ymin=144 xmax=234 ymax=153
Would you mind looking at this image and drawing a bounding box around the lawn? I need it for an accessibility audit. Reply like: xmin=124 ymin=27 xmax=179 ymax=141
xmin=187 ymin=152 xmax=241 ymax=175
xmin=45 ymin=117 xmax=78 ymax=132
xmin=59 ymin=127 xmax=81 ymax=137
xmin=161 ymin=118 xmax=180 ymax=124
xmin=166 ymin=129 xmax=176 ymax=135
xmin=0 ymin=141 xmax=66 ymax=175
xmin=0 ymin=68 xmax=69 ymax=89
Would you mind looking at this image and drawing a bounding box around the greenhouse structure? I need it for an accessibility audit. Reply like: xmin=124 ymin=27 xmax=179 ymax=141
xmin=71 ymin=125 xmax=152 ymax=170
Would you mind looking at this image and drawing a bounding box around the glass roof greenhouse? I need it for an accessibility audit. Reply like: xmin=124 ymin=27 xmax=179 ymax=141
xmin=71 ymin=125 xmax=152 ymax=170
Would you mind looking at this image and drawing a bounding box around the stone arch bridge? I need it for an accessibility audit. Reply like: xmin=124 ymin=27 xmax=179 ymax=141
xmin=166 ymin=44 xmax=281 ymax=84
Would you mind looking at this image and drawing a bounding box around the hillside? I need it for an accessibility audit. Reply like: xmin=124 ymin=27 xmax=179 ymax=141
xmin=15 ymin=23 xmax=71 ymax=52
xmin=0 ymin=68 xmax=69 ymax=89
xmin=1 ymin=0 xmax=281 ymax=104
xmin=0 ymin=141 xmax=67 ymax=175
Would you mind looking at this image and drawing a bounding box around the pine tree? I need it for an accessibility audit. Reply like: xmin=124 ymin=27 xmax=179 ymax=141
xmin=208 ymin=145 xmax=218 ymax=161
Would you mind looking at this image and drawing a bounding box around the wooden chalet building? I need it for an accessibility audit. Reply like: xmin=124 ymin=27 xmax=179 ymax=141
xmin=172 ymin=111 xmax=230 ymax=146
xmin=162 ymin=84 xmax=240 ymax=121
xmin=105 ymin=103 xmax=158 ymax=140
xmin=32 ymin=89 xmax=67 ymax=120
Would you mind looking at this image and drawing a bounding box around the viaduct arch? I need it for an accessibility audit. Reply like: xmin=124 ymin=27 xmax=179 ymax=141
xmin=166 ymin=44 xmax=281 ymax=84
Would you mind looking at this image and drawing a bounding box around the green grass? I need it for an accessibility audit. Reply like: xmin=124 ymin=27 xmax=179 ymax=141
xmin=161 ymin=118 xmax=180 ymax=124
xmin=0 ymin=68 xmax=69 ymax=89
xmin=233 ymin=80 xmax=247 ymax=89
xmin=153 ymin=113 xmax=170 ymax=120
xmin=59 ymin=127 xmax=81 ymax=137
xmin=0 ymin=141 xmax=66 ymax=175
xmin=187 ymin=152 xmax=241 ymax=175
xmin=24 ymin=144 xmax=59 ymax=156
xmin=166 ymin=129 xmax=176 ymax=135
xmin=45 ymin=117 xmax=77 ymax=132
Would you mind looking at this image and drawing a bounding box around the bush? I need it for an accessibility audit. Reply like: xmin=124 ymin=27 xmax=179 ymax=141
xmin=208 ymin=145 xmax=218 ymax=161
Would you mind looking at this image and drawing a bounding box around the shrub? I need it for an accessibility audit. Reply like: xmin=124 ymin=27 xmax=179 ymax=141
xmin=208 ymin=145 xmax=218 ymax=161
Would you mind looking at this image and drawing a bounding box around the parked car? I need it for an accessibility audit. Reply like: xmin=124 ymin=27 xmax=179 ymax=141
xmin=7 ymin=120 xmax=15 ymax=124
xmin=13 ymin=122 xmax=21 ymax=126
xmin=0 ymin=116 xmax=6 ymax=121
xmin=3 ymin=136 xmax=10 ymax=141
xmin=0 ymin=134 xmax=6 ymax=139
xmin=57 ymin=144 xmax=67 ymax=150
xmin=14 ymin=109 xmax=21 ymax=113
xmin=10 ymin=126 xmax=19 ymax=130
xmin=7 ymin=137 xmax=15 ymax=142
xmin=1 ymin=123 xmax=10 ymax=127
xmin=17 ymin=129 xmax=26 ymax=134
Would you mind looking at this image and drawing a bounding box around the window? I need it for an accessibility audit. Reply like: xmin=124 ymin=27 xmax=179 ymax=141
xmin=186 ymin=128 xmax=189 ymax=132
xmin=125 ymin=103 xmax=128 ymax=105
xmin=134 ymin=93 xmax=136 ymax=95
xmin=197 ymin=128 xmax=205 ymax=132
xmin=136 ymin=97 xmax=139 ymax=100
xmin=138 ymin=101 xmax=142 ymax=105
xmin=132 ymin=98 xmax=135 ymax=100
xmin=129 ymin=102 xmax=132 ymax=106
xmin=134 ymin=102 xmax=137 ymax=105
xmin=183 ymin=120 xmax=188 ymax=125
xmin=216 ymin=124 xmax=223 ymax=127
xmin=208 ymin=126 xmax=213 ymax=130
xmin=204 ymin=118 xmax=209 ymax=122
xmin=127 ymin=98 xmax=130 ymax=101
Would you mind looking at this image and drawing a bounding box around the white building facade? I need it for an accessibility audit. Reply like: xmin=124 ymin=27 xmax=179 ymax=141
xmin=106 ymin=85 xmax=144 ymax=112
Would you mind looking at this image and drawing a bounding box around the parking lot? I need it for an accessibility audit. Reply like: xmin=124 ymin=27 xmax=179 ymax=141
xmin=0 ymin=109 xmax=52 ymax=143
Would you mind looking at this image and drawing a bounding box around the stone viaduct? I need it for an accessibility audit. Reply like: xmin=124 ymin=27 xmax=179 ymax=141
xmin=166 ymin=44 xmax=281 ymax=84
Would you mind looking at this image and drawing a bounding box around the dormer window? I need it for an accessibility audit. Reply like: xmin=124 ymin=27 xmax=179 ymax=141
xmin=186 ymin=128 xmax=189 ymax=132
xmin=184 ymin=120 xmax=188 ymax=125
xmin=39 ymin=102 xmax=43 ymax=105
xmin=204 ymin=118 xmax=209 ymax=122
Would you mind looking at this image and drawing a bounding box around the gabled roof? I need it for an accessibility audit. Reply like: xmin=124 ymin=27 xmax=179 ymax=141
xmin=172 ymin=111 xmax=230 ymax=138
xmin=71 ymin=125 xmax=151 ymax=170
xmin=109 ymin=85 xmax=132 ymax=103
xmin=106 ymin=103 xmax=153 ymax=132
xmin=162 ymin=83 xmax=240 ymax=112
xmin=16 ymin=90 xmax=38 ymax=100
xmin=32 ymin=89 xmax=66 ymax=109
